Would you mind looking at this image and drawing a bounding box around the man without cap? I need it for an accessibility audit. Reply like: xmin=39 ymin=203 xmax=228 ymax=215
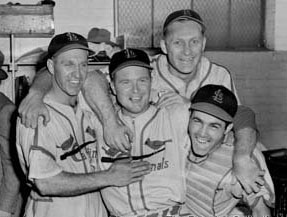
xmin=0 ymin=56 xmax=22 ymax=217
xmin=18 ymin=9 xmax=262 ymax=193
xmin=16 ymin=32 xmax=151 ymax=217
xmin=181 ymin=84 xmax=274 ymax=217
xmin=94 ymin=48 xmax=191 ymax=217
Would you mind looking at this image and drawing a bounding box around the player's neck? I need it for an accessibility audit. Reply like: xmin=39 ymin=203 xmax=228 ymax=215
xmin=121 ymin=104 xmax=151 ymax=119
xmin=168 ymin=65 xmax=198 ymax=84
xmin=48 ymin=87 xmax=78 ymax=109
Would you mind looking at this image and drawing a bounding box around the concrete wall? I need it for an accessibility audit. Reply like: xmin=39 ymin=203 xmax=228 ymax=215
xmin=205 ymin=51 xmax=287 ymax=150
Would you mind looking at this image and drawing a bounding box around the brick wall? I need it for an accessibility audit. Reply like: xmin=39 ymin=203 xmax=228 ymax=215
xmin=206 ymin=51 xmax=287 ymax=150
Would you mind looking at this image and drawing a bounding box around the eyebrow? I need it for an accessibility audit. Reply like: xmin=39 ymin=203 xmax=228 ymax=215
xmin=191 ymin=116 xmax=224 ymax=127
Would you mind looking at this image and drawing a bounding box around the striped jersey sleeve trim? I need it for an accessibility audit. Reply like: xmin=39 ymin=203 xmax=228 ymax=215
xmin=30 ymin=145 xmax=57 ymax=161
xmin=190 ymin=61 xmax=212 ymax=99
xmin=211 ymin=62 xmax=236 ymax=93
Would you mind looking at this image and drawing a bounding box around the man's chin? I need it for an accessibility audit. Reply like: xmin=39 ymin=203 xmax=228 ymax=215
xmin=192 ymin=148 xmax=208 ymax=158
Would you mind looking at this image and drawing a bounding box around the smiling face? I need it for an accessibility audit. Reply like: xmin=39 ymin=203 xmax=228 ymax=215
xmin=111 ymin=65 xmax=151 ymax=118
xmin=188 ymin=110 xmax=233 ymax=157
xmin=48 ymin=49 xmax=89 ymax=100
xmin=160 ymin=20 xmax=206 ymax=81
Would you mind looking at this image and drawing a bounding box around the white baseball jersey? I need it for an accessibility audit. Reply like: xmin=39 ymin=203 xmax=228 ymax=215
xmin=183 ymin=142 xmax=275 ymax=217
xmin=150 ymin=54 xmax=240 ymax=103
xmin=97 ymin=104 xmax=190 ymax=217
xmin=16 ymin=94 xmax=107 ymax=217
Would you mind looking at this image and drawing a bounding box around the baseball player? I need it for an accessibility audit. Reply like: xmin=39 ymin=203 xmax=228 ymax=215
xmin=18 ymin=9 xmax=262 ymax=193
xmin=96 ymin=48 xmax=191 ymax=217
xmin=182 ymin=84 xmax=274 ymax=217
xmin=16 ymin=33 xmax=151 ymax=217
xmin=80 ymin=9 xmax=264 ymax=195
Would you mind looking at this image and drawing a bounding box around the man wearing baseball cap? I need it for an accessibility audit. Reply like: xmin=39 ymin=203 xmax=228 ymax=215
xmin=183 ymin=84 xmax=274 ymax=217
xmin=82 ymin=9 xmax=264 ymax=194
xmin=16 ymin=33 xmax=151 ymax=217
xmin=97 ymin=48 xmax=191 ymax=216
xmin=19 ymin=9 xmax=262 ymax=194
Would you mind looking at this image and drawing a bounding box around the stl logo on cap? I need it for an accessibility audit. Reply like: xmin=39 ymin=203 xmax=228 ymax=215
xmin=184 ymin=9 xmax=193 ymax=17
xmin=66 ymin=32 xmax=79 ymax=42
xmin=124 ymin=49 xmax=137 ymax=59
xmin=212 ymin=89 xmax=224 ymax=104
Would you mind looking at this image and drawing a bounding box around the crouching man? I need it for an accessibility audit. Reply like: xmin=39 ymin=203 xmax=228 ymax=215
xmin=184 ymin=84 xmax=275 ymax=217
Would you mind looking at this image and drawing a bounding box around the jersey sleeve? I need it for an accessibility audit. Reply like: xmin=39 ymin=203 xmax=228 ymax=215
xmin=242 ymin=147 xmax=275 ymax=207
xmin=233 ymin=105 xmax=258 ymax=131
xmin=213 ymin=146 xmax=275 ymax=215
xmin=210 ymin=65 xmax=256 ymax=131
xmin=16 ymin=118 xmax=62 ymax=182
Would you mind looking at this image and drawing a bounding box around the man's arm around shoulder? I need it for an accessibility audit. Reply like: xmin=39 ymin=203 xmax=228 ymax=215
xmin=18 ymin=67 xmax=52 ymax=128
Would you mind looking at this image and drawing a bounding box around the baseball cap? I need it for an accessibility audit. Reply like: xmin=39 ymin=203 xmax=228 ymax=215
xmin=48 ymin=32 xmax=94 ymax=58
xmin=0 ymin=51 xmax=8 ymax=80
xmin=87 ymin=28 xmax=119 ymax=47
xmin=109 ymin=48 xmax=153 ymax=78
xmin=163 ymin=9 xmax=205 ymax=33
xmin=190 ymin=84 xmax=238 ymax=122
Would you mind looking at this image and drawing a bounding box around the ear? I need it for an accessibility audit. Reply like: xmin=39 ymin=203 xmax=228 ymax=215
xmin=110 ymin=81 xmax=116 ymax=96
xmin=160 ymin=39 xmax=168 ymax=54
xmin=47 ymin=58 xmax=55 ymax=75
xmin=224 ymin=123 xmax=234 ymax=135
xmin=201 ymin=36 xmax=206 ymax=52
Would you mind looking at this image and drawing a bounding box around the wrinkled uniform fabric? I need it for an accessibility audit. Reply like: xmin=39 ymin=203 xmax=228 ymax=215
xmin=150 ymin=54 xmax=239 ymax=103
xmin=97 ymin=104 xmax=190 ymax=217
xmin=16 ymin=95 xmax=107 ymax=217
xmin=184 ymin=141 xmax=275 ymax=217
xmin=149 ymin=54 xmax=256 ymax=130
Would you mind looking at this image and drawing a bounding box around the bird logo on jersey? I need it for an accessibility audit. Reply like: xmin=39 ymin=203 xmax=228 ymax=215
xmin=85 ymin=126 xmax=96 ymax=138
xmin=144 ymin=138 xmax=172 ymax=150
xmin=102 ymin=147 xmax=121 ymax=157
xmin=56 ymin=135 xmax=74 ymax=150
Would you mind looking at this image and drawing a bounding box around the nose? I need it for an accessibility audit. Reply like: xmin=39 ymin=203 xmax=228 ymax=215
xmin=72 ymin=64 xmax=82 ymax=78
xmin=131 ymin=82 xmax=139 ymax=93
xmin=198 ymin=125 xmax=207 ymax=137
xmin=183 ymin=43 xmax=191 ymax=55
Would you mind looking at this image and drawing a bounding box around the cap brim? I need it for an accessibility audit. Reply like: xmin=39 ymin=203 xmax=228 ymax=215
xmin=88 ymin=40 xmax=119 ymax=47
xmin=190 ymin=102 xmax=233 ymax=122
xmin=53 ymin=44 xmax=95 ymax=57
xmin=112 ymin=60 xmax=153 ymax=75
xmin=0 ymin=69 xmax=8 ymax=80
